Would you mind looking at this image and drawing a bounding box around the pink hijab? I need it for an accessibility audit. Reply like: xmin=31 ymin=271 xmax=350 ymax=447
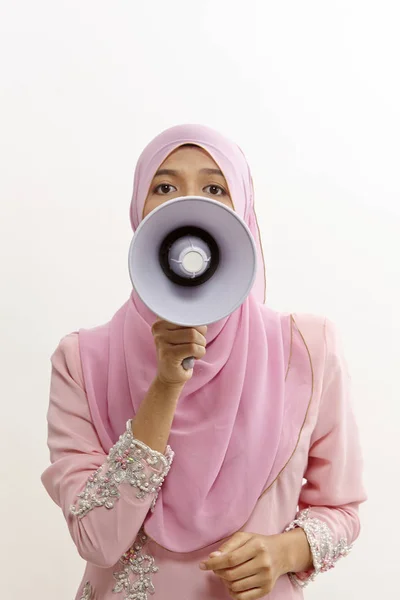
xmin=79 ymin=125 xmax=301 ymax=553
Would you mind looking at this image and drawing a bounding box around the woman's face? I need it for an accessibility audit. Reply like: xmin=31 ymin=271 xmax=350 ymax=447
xmin=143 ymin=145 xmax=233 ymax=218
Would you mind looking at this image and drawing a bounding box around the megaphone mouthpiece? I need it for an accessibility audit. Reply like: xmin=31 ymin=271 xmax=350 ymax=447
xmin=159 ymin=226 xmax=219 ymax=287
xmin=168 ymin=234 xmax=211 ymax=278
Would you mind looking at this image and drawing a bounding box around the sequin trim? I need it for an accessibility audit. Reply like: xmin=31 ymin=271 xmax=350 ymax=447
xmin=113 ymin=527 xmax=158 ymax=600
xmin=285 ymin=508 xmax=352 ymax=587
xmin=79 ymin=581 xmax=93 ymax=600
xmin=70 ymin=420 xmax=174 ymax=518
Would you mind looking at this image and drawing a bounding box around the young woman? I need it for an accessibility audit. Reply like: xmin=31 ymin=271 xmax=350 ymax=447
xmin=42 ymin=125 xmax=366 ymax=600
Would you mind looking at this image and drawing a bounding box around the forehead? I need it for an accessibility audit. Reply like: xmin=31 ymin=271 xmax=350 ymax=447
xmin=157 ymin=145 xmax=222 ymax=171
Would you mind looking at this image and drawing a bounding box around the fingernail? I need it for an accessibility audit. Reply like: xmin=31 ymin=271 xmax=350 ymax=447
xmin=199 ymin=562 xmax=207 ymax=570
xmin=209 ymin=551 xmax=222 ymax=557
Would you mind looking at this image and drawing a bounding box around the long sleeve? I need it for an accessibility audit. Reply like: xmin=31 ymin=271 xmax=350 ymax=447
xmin=285 ymin=318 xmax=367 ymax=587
xmin=41 ymin=334 xmax=174 ymax=569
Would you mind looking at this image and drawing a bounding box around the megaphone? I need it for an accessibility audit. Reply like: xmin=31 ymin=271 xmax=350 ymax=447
xmin=128 ymin=196 xmax=256 ymax=368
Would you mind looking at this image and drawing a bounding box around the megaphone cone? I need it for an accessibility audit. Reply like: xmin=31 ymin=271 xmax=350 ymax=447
xmin=128 ymin=196 xmax=257 ymax=328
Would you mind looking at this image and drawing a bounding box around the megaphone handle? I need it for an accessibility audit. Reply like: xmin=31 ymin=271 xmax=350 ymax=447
xmin=182 ymin=357 xmax=195 ymax=370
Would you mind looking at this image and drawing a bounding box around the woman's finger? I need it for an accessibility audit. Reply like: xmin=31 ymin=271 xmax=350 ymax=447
xmin=168 ymin=343 xmax=207 ymax=361
xmin=202 ymin=535 xmax=254 ymax=571
xmin=161 ymin=328 xmax=207 ymax=347
xmin=213 ymin=558 xmax=259 ymax=582
xmin=228 ymin=587 xmax=264 ymax=600
xmin=227 ymin=573 xmax=264 ymax=593
xmin=153 ymin=320 xmax=207 ymax=335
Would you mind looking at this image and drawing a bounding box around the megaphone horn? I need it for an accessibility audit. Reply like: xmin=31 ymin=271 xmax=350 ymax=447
xmin=128 ymin=196 xmax=257 ymax=368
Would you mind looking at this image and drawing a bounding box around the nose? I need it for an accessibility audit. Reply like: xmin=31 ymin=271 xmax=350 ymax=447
xmin=181 ymin=181 xmax=200 ymax=197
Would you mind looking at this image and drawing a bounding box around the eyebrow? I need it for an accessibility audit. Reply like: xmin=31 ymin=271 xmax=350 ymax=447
xmin=153 ymin=167 xmax=224 ymax=178
xmin=199 ymin=168 xmax=224 ymax=177
xmin=153 ymin=169 xmax=179 ymax=177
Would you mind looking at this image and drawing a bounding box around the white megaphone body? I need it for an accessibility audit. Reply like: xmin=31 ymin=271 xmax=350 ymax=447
xmin=128 ymin=196 xmax=257 ymax=369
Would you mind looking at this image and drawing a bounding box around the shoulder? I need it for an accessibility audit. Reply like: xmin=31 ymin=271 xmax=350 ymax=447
xmin=51 ymin=333 xmax=84 ymax=387
xmin=52 ymin=331 xmax=79 ymax=359
xmin=291 ymin=312 xmax=326 ymax=337
xmin=289 ymin=313 xmax=347 ymax=379
xmin=259 ymin=305 xmax=343 ymax=357
xmin=292 ymin=314 xmax=348 ymax=384
xmin=291 ymin=313 xmax=341 ymax=352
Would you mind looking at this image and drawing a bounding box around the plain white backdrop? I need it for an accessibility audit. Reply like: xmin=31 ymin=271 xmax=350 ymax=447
xmin=1 ymin=1 xmax=398 ymax=598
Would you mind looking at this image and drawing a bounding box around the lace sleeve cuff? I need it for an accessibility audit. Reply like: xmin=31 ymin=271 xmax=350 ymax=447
xmin=285 ymin=509 xmax=352 ymax=588
xmin=70 ymin=420 xmax=174 ymax=518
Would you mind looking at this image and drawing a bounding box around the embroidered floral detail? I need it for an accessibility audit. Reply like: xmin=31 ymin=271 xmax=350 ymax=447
xmin=113 ymin=528 xmax=158 ymax=599
xmin=80 ymin=581 xmax=93 ymax=600
xmin=70 ymin=420 xmax=174 ymax=518
xmin=285 ymin=508 xmax=352 ymax=587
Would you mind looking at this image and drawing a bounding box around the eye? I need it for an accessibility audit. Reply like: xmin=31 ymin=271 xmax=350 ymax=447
xmin=154 ymin=183 xmax=177 ymax=195
xmin=203 ymin=185 xmax=226 ymax=196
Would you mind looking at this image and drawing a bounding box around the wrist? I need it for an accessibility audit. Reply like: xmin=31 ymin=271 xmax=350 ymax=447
xmin=279 ymin=529 xmax=313 ymax=575
xmin=277 ymin=533 xmax=294 ymax=575
xmin=153 ymin=375 xmax=185 ymax=396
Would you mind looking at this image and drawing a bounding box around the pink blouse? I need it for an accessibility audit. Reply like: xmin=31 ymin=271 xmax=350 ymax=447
xmin=41 ymin=314 xmax=366 ymax=600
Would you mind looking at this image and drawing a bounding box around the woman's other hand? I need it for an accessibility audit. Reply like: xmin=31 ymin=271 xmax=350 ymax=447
xmin=199 ymin=529 xmax=312 ymax=600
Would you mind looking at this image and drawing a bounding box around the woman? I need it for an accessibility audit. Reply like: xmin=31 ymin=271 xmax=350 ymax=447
xmin=42 ymin=125 xmax=366 ymax=600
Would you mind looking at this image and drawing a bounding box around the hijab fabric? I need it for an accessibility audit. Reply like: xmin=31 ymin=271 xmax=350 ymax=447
xmin=80 ymin=125 xmax=290 ymax=553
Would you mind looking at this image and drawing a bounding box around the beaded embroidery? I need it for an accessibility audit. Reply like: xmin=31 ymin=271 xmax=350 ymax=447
xmin=70 ymin=420 xmax=174 ymax=518
xmin=113 ymin=528 xmax=158 ymax=600
xmin=285 ymin=508 xmax=352 ymax=587
xmin=79 ymin=581 xmax=93 ymax=600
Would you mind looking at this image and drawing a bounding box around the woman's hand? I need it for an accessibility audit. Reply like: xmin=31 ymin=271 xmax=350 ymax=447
xmin=199 ymin=529 xmax=311 ymax=600
xmin=152 ymin=319 xmax=207 ymax=386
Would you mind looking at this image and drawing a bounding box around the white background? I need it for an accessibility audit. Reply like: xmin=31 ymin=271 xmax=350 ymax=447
xmin=1 ymin=1 xmax=398 ymax=598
